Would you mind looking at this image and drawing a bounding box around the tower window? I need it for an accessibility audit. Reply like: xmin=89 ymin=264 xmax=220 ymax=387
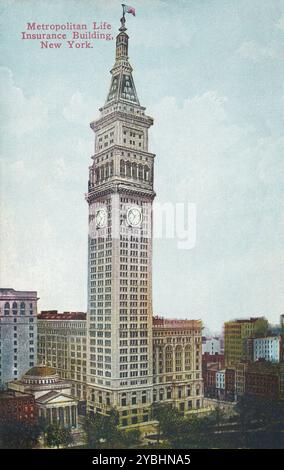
xmin=4 ymin=302 xmax=10 ymax=315
xmin=20 ymin=302 xmax=25 ymax=315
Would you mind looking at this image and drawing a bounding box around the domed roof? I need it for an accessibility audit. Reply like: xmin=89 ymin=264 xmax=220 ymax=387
xmin=24 ymin=366 xmax=57 ymax=377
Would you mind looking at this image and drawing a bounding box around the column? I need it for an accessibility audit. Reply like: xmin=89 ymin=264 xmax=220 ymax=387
xmin=46 ymin=407 xmax=51 ymax=424
xmin=65 ymin=406 xmax=71 ymax=427
xmin=162 ymin=346 xmax=166 ymax=377
xmin=182 ymin=345 xmax=185 ymax=373
xmin=173 ymin=346 xmax=176 ymax=374
xmin=71 ymin=405 xmax=76 ymax=427
xmin=59 ymin=407 xmax=64 ymax=426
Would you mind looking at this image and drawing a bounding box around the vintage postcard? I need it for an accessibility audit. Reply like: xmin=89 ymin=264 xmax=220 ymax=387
xmin=0 ymin=0 xmax=283 ymax=459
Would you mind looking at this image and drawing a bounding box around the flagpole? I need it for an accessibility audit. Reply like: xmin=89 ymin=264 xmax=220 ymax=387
xmin=121 ymin=4 xmax=126 ymax=19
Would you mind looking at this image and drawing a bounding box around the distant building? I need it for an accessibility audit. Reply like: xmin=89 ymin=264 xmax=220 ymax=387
xmin=8 ymin=366 xmax=79 ymax=428
xmin=0 ymin=288 xmax=38 ymax=387
xmin=253 ymin=336 xmax=281 ymax=363
xmin=281 ymin=315 xmax=284 ymax=361
xmin=234 ymin=361 xmax=248 ymax=398
xmin=202 ymin=337 xmax=223 ymax=355
xmin=202 ymin=353 xmax=225 ymax=369
xmin=225 ymin=368 xmax=236 ymax=401
xmin=37 ymin=311 xmax=87 ymax=401
xmin=244 ymin=361 xmax=284 ymax=400
xmin=152 ymin=317 xmax=204 ymax=416
xmin=202 ymin=364 xmax=218 ymax=399
xmin=0 ymin=390 xmax=37 ymax=424
xmin=202 ymin=352 xmax=225 ymax=399
xmin=216 ymin=370 xmax=226 ymax=399
xmin=234 ymin=360 xmax=284 ymax=400
xmin=224 ymin=317 xmax=268 ymax=366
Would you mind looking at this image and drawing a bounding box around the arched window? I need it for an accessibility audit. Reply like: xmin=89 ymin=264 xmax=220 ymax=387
xmin=165 ymin=345 xmax=173 ymax=373
xmin=144 ymin=165 xmax=150 ymax=181
xmin=125 ymin=161 xmax=131 ymax=177
xmin=132 ymin=162 xmax=137 ymax=179
xmin=138 ymin=164 xmax=143 ymax=180
xmin=12 ymin=302 xmax=17 ymax=316
xmin=99 ymin=166 xmax=104 ymax=181
xmin=20 ymin=302 xmax=25 ymax=315
xmin=105 ymin=163 xmax=109 ymax=179
xmin=175 ymin=345 xmax=183 ymax=372
xmin=184 ymin=344 xmax=191 ymax=371
xmin=4 ymin=302 xmax=10 ymax=316
xmin=121 ymin=393 xmax=127 ymax=406
xmin=120 ymin=159 xmax=126 ymax=177
xmin=94 ymin=168 xmax=98 ymax=183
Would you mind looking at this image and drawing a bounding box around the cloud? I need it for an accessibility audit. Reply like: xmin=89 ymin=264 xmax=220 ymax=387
xmin=237 ymin=40 xmax=284 ymax=62
xmin=150 ymin=91 xmax=244 ymax=203
xmin=0 ymin=67 xmax=48 ymax=137
xmin=151 ymin=91 xmax=284 ymax=328
xmin=277 ymin=15 xmax=284 ymax=31
xmin=62 ymin=91 xmax=98 ymax=124
xmin=0 ymin=66 xmax=90 ymax=312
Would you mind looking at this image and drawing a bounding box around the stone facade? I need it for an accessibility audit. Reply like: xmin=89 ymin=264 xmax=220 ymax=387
xmin=152 ymin=317 xmax=203 ymax=413
xmin=0 ymin=288 xmax=38 ymax=387
xmin=86 ymin=16 xmax=155 ymax=426
xmin=37 ymin=311 xmax=87 ymax=401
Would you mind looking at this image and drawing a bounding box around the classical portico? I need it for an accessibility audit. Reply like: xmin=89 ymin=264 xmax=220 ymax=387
xmin=37 ymin=391 xmax=78 ymax=428
xmin=8 ymin=365 xmax=79 ymax=428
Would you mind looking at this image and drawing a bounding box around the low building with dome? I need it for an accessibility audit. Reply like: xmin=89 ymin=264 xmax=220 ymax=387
xmin=8 ymin=365 xmax=79 ymax=428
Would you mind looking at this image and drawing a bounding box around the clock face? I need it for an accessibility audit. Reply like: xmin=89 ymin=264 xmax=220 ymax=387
xmin=95 ymin=208 xmax=107 ymax=228
xmin=127 ymin=207 xmax=142 ymax=227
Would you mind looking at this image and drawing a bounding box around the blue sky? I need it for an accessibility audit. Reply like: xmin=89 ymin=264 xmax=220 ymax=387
xmin=1 ymin=0 xmax=284 ymax=331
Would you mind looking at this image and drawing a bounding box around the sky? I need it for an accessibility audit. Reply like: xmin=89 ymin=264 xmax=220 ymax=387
xmin=1 ymin=0 xmax=284 ymax=332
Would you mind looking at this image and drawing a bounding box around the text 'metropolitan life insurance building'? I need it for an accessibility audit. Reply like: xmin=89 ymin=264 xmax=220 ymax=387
xmin=85 ymin=12 xmax=203 ymax=428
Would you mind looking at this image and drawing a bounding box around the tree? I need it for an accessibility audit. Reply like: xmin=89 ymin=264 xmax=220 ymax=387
xmin=211 ymin=403 xmax=225 ymax=430
xmin=0 ymin=420 xmax=42 ymax=449
xmin=152 ymin=403 xmax=182 ymax=443
xmin=83 ymin=409 xmax=123 ymax=449
xmin=44 ymin=423 xmax=73 ymax=448
xmin=171 ymin=414 xmax=212 ymax=448
xmin=152 ymin=403 xmax=212 ymax=448
xmin=236 ymin=395 xmax=284 ymax=448
xmin=83 ymin=409 xmax=142 ymax=449
xmin=83 ymin=414 xmax=103 ymax=448
xmin=117 ymin=428 xmax=141 ymax=448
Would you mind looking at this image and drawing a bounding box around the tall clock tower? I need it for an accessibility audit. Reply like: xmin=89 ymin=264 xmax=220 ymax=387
xmin=86 ymin=15 xmax=155 ymax=426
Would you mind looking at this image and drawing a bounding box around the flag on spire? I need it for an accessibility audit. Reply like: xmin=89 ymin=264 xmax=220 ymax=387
xmin=122 ymin=4 xmax=136 ymax=17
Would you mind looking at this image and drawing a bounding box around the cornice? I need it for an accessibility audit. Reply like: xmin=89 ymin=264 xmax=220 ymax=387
xmin=90 ymin=110 xmax=154 ymax=132
xmin=91 ymin=144 xmax=156 ymax=161
xmin=86 ymin=181 xmax=156 ymax=203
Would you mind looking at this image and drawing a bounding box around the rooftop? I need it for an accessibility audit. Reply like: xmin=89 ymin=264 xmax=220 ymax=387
xmin=24 ymin=366 xmax=57 ymax=377
xmin=0 ymin=390 xmax=34 ymax=400
xmin=38 ymin=310 xmax=86 ymax=320
xmin=225 ymin=317 xmax=265 ymax=325
xmin=153 ymin=315 xmax=202 ymax=328
xmin=0 ymin=288 xmax=38 ymax=299
xmin=254 ymin=335 xmax=280 ymax=340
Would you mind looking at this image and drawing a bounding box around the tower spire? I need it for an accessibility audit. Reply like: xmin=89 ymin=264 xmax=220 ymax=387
xmin=116 ymin=13 xmax=129 ymax=62
xmin=104 ymin=8 xmax=139 ymax=105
